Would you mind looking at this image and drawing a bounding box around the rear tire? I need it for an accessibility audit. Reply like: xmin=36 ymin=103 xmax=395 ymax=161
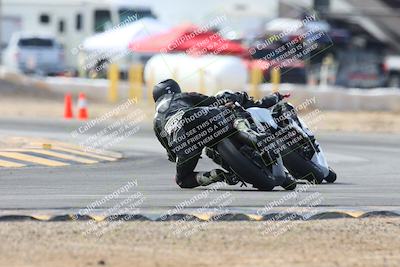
xmin=216 ymin=138 xmax=275 ymax=191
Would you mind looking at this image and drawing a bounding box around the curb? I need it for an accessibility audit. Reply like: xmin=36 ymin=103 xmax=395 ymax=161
xmin=0 ymin=211 xmax=399 ymax=222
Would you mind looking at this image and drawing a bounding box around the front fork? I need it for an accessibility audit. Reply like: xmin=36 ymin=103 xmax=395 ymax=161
xmin=275 ymin=105 xmax=330 ymax=178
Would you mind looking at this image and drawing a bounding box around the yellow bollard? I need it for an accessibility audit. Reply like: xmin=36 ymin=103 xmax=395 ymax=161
xmin=250 ymin=67 xmax=263 ymax=99
xmin=146 ymin=68 xmax=155 ymax=104
xmin=320 ymin=54 xmax=334 ymax=89
xmin=129 ymin=64 xmax=143 ymax=102
xmin=271 ymin=67 xmax=281 ymax=93
xmin=108 ymin=64 xmax=119 ymax=103
xmin=199 ymin=68 xmax=206 ymax=95
xmin=78 ymin=53 xmax=86 ymax=78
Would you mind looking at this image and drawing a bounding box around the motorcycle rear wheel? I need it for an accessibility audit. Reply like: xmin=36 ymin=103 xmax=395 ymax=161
xmin=216 ymin=138 xmax=276 ymax=191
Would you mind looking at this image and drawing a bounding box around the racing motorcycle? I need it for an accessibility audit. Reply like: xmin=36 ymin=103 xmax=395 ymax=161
xmin=245 ymin=100 xmax=337 ymax=184
xmin=205 ymin=103 xmax=297 ymax=191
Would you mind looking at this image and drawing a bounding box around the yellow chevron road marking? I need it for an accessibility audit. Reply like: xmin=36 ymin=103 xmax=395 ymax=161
xmin=344 ymin=211 xmax=366 ymax=218
xmin=25 ymin=149 xmax=98 ymax=164
xmin=0 ymin=152 xmax=68 ymax=167
xmin=30 ymin=141 xmax=122 ymax=159
xmin=0 ymin=159 xmax=26 ymax=168
xmin=91 ymin=215 xmax=107 ymax=222
xmin=53 ymin=142 xmax=122 ymax=159
xmin=53 ymin=147 xmax=117 ymax=161
xmin=192 ymin=213 xmax=213 ymax=221
xmin=247 ymin=214 xmax=263 ymax=221
xmin=32 ymin=215 xmax=52 ymax=221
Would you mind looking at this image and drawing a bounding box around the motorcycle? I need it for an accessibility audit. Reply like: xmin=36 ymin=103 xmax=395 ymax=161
xmin=205 ymin=102 xmax=297 ymax=191
xmin=245 ymin=100 xmax=337 ymax=184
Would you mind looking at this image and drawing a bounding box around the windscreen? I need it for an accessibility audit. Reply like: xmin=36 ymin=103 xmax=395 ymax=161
xmin=118 ymin=8 xmax=155 ymax=23
xmin=18 ymin=38 xmax=54 ymax=47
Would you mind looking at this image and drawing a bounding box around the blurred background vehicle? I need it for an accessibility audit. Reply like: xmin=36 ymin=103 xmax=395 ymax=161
xmin=0 ymin=0 xmax=400 ymax=90
xmin=0 ymin=0 xmax=155 ymax=72
xmin=385 ymin=55 xmax=400 ymax=87
xmin=3 ymin=32 xmax=67 ymax=76
xmin=335 ymin=48 xmax=387 ymax=88
xmin=246 ymin=47 xmax=307 ymax=84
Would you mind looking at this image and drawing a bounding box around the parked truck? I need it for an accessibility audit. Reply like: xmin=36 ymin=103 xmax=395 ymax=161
xmin=3 ymin=32 xmax=67 ymax=75
xmin=1 ymin=0 xmax=155 ymax=72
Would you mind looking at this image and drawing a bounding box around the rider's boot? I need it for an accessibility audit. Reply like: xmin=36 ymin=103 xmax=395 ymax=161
xmin=205 ymin=148 xmax=240 ymax=185
xmin=233 ymin=118 xmax=263 ymax=147
xmin=281 ymin=172 xmax=297 ymax=190
xmin=196 ymin=169 xmax=239 ymax=186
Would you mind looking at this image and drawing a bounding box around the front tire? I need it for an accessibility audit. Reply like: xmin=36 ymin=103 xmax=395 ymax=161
xmin=282 ymin=173 xmax=297 ymax=190
xmin=282 ymin=149 xmax=325 ymax=184
xmin=324 ymin=167 xmax=337 ymax=183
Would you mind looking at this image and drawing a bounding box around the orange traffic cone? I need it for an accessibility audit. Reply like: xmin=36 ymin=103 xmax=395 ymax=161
xmin=77 ymin=92 xmax=88 ymax=120
xmin=64 ymin=93 xmax=74 ymax=119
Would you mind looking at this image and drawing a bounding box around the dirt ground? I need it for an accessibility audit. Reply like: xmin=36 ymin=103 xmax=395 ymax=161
xmin=0 ymin=218 xmax=399 ymax=267
xmin=315 ymin=111 xmax=400 ymax=133
xmin=0 ymin=95 xmax=155 ymax=120
xmin=1 ymin=93 xmax=400 ymax=134
xmin=1 ymin=75 xmax=399 ymax=134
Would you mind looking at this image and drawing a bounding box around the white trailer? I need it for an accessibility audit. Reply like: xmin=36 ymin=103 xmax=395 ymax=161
xmin=1 ymin=0 xmax=155 ymax=69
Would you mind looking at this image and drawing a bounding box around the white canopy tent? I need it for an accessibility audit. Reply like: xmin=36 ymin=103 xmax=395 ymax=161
xmin=82 ymin=17 xmax=169 ymax=53
xmin=265 ymin=18 xmax=303 ymax=33
xmin=264 ymin=18 xmax=331 ymax=34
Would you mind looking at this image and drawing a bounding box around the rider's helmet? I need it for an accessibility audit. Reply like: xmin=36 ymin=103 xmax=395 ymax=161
xmin=152 ymin=79 xmax=181 ymax=102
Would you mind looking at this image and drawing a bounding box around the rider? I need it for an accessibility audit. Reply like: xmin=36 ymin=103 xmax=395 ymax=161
xmin=153 ymin=79 xmax=289 ymax=189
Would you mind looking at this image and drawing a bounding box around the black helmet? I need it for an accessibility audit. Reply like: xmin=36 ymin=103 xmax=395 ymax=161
xmin=152 ymin=79 xmax=181 ymax=102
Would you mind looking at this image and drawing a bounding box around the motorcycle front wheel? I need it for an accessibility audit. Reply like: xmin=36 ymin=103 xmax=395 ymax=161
xmin=324 ymin=167 xmax=337 ymax=183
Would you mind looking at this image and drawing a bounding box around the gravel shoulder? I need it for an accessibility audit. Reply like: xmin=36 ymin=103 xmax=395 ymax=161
xmin=0 ymin=218 xmax=399 ymax=267
xmin=1 ymin=91 xmax=399 ymax=134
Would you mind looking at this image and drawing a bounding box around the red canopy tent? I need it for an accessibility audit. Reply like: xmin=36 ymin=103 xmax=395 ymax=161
xmin=129 ymin=24 xmax=248 ymax=56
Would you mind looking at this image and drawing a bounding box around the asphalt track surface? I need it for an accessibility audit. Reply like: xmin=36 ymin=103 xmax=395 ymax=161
xmin=0 ymin=117 xmax=399 ymax=215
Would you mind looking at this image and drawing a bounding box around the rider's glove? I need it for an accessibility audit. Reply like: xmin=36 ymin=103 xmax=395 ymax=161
xmin=275 ymin=92 xmax=291 ymax=101
xmin=224 ymin=101 xmax=235 ymax=108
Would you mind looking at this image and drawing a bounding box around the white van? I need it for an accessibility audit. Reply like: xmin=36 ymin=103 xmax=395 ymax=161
xmin=1 ymin=0 xmax=155 ymax=69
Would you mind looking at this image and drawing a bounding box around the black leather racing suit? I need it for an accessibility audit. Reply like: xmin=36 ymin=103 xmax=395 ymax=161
xmin=153 ymin=91 xmax=282 ymax=188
